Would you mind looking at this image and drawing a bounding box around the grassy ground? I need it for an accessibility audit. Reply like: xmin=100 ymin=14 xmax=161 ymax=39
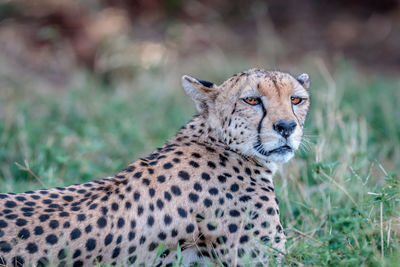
xmin=0 ymin=59 xmax=399 ymax=266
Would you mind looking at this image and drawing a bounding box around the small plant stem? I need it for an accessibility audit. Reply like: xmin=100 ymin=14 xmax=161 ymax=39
xmin=289 ymin=227 xmax=323 ymax=245
xmin=15 ymin=160 xmax=46 ymax=187
xmin=380 ymin=201 xmax=384 ymax=264
xmin=319 ymin=169 xmax=358 ymax=209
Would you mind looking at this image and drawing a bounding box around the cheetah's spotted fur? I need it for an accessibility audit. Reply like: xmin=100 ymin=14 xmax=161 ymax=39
xmin=0 ymin=68 xmax=310 ymax=266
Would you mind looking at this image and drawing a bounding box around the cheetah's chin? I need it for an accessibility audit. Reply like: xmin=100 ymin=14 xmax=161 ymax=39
xmin=253 ymin=143 xmax=295 ymax=163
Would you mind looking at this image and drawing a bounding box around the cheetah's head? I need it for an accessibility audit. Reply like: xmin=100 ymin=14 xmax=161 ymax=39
xmin=182 ymin=68 xmax=310 ymax=164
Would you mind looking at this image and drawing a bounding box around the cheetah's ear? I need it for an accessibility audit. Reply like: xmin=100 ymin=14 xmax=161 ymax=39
xmin=181 ymin=75 xmax=218 ymax=113
xmin=296 ymin=73 xmax=310 ymax=89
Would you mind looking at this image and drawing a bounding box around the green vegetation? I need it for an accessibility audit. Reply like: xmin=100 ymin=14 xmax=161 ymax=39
xmin=0 ymin=60 xmax=399 ymax=266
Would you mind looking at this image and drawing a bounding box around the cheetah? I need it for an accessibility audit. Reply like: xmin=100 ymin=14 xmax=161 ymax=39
xmin=0 ymin=68 xmax=310 ymax=266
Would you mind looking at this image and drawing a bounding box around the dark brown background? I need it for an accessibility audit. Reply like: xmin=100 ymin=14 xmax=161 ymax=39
xmin=1 ymin=0 xmax=399 ymax=87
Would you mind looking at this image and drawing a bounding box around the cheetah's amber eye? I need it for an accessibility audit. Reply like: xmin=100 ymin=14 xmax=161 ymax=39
xmin=291 ymin=96 xmax=303 ymax=105
xmin=243 ymin=97 xmax=261 ymax=106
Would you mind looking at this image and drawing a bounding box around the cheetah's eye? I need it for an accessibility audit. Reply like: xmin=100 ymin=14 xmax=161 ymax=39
xmin=243 ymin=97 xmax=261 ymax=106
xmin=291 ymin=96 xmax=303 ymax=105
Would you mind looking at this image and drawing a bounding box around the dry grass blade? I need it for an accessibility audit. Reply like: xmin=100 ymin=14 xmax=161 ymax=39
xmin=380 ymin=201 xmax=384 ymax=263
xmin=15 ymin=160 xmax=46 ymax=187
xmin=288 ymin=227 xmax=323 ymax=245
xmin=319 ymin=169 xmax=359 ymax=209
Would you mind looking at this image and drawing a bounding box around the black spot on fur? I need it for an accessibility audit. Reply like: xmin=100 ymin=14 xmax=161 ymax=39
xmin=163 ymin=163 xmax=173 ymax=169
xmin=133 ymin=191 xmax=140 ymax=201
xmin=16 ymin=218 xmax=27 ymax=226
xmin=207 ymin=223 xmax=217 ymax=231
xmin=178 ymin=171 xmax=190 ymax=181
xmin=203 ymin=198 xmax=212 ymax=207
xmin=0 ymin=241 xmax=11 ymax=253
xmin=228 ymin=224 xmax=238 ymax=233
xmin=156 ymin=199 xmax=164 ymax=210
xmin=230 ymin=183 xmax=239 ymax=192
xmin=0 ymin=220 xmax=7 ymax=228
xmin=46 ymin=234 xmax=58 ymax=245
xmin=209 ymin=188 xmax=219 ymax=195
xmin=18 ymin=228 xmax=30 ymax=239
xmin=34 ymin=226 xmax=44 ymax=235
xmin=189 ymin=161 xmax=199 ymax=168
xmin=186 ymin=224 xmax=195 ymax=233
xmin=217 ymin=175 xmax=226 ymax=183
xmin=188 ymin=193 xmax=199 ymax=202
xmin=12 ymin=256 xmax=25 ymax=267
xmin=267 ymin=207 xmax=275 ymax=215
xmin=112 ymin=247 xmax=121 ymax=258
xmin=85 ymin=238 xmax=96 ymax=251
xmin=164 ymin=191 xmax=172 ymax=201
xmin=97 ymin=217 xmax=107 ymax=228
xmin=201 ymin=172 xmax=211 ymax=181
xmin=207 ymin=161 xmax=216 ymax=169
xmin=194 ymin=182 xmax=202 ymax=192
xmin=164 ymin=215 xmax=172 ymax=225
xmin=177 ymin=207 xmax=187 ymax=217
xmin=58 ymin=249 xmax=67 ymax=260
xmin=70 ymin=228 xmax=81 ymax=240
xmin=5 ymin=201 xmax=17 ymax=208
xmin=157 ymin=175 xmax=166 ymax=183
xmin=171 ymin=185 xmax=181 ymax=196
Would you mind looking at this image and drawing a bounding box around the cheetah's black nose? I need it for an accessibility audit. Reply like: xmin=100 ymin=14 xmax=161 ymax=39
xmin=273 ymin=120 xmax=297 ymax=138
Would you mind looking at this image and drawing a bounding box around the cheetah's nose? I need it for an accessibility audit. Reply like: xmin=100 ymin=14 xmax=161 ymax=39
xmin=273 ymin=120 xmax=297 ymax=138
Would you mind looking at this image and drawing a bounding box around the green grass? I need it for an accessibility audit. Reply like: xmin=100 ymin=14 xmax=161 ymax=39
xmin=0 ymin=60 xmax=399 ymax=266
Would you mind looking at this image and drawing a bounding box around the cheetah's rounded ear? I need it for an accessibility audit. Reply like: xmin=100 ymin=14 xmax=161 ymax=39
xmin=296 ymin=73 xmax=310 ymax=89
xmin=181 ymin=75 xmax=217 ymax=113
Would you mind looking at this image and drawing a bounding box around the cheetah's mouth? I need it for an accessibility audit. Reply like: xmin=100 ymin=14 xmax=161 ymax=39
xmin=254 ymin=142 xmax=293 ymax=157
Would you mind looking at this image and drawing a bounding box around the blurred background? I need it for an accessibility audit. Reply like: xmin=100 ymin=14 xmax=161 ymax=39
xmin=1 ymin=1 xmax=400 ymax=265
xmin=1 ymin=0 xmax=400 ymax=88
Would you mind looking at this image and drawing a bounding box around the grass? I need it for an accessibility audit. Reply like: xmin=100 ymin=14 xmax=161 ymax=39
xmin=0 ymin=58 xmax=399 ymax=266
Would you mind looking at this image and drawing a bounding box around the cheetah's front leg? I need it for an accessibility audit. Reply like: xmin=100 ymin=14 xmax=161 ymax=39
xmin=197 ymin=207 xmax=286 ymax=267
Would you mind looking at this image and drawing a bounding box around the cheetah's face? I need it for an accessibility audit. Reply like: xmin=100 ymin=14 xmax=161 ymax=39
xmin=182 ymin=69 xmax=310 ymax=164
